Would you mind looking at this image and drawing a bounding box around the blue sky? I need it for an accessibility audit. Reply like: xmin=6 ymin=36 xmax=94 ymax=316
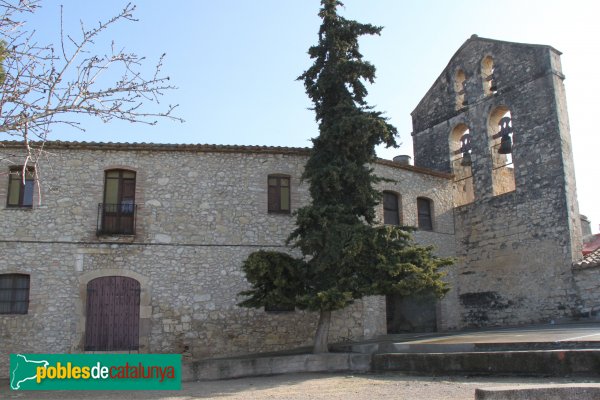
xmin=19 ymin=0 xmax=600 ymax=232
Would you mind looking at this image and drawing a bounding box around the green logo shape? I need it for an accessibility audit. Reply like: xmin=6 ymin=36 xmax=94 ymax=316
xmin=10 ymin=354 xmax=181 ymax=390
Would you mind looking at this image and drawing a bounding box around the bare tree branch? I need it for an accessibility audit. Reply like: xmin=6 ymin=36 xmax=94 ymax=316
xmin=0 ymin=1 xmax=183 ymax=203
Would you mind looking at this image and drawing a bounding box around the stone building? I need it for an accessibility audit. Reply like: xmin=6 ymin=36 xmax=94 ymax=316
xmin=0 ymin=36 xmax=596 ymax=378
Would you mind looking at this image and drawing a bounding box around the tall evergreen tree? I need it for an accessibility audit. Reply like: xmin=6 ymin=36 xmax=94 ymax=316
xmin=239 ymin=0 xmax=451 ymax=353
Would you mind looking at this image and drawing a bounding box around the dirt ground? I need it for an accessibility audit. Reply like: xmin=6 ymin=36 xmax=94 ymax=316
xmin=1 ymin=372 xmax=596 ymax=400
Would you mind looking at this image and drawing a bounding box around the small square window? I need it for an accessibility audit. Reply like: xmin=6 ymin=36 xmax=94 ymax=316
xmin=0 ymin=274 xmax=30 ymax=314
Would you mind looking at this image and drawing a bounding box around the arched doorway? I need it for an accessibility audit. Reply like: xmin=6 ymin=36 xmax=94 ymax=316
xmin=85 ymin=276 xmax=140 ymax=351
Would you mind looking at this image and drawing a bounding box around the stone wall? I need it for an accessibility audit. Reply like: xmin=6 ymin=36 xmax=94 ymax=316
xmin=572 ymin=265 xmax=600 ymax=317
xmin=0 ymin=142 xmax=454 ymax=378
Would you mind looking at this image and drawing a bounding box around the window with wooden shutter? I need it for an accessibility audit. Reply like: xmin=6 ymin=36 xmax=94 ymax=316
xmin=6 ymin=167 xmax=34 ymax=208
xmin=99 ymin=169 xmax=137 ymax=234
xmin=0 ymin=274 xmax=30 ymax=314
xmin=417 ymin=197 xmax=433 ymax=231
xmin=268 ymin=175 xmax=291 ymax=214
xmin=383 ymin=191 xmax=400 ymax=225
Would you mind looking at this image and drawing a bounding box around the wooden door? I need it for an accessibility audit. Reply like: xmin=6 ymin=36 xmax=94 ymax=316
xmin=85 ymin=276 xmax=140 ymax=351
xmin=386 ymin=292 xmax=437 ymax=334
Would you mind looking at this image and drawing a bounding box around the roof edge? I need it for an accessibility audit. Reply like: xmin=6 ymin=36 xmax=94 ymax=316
xmin=0 ymin=140 xmax=311 ymax=155
xmin=0 ymin=140 xmax=453 ymax=179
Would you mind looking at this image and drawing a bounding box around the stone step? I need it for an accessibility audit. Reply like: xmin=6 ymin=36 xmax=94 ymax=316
xmin=372 ymin=349 xmax=600 ymax=376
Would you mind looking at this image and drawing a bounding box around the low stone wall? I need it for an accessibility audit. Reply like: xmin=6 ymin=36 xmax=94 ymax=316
xmin=189 ymin=353 xmax=371 ymax=381
xmin=475 ymin=385 xmax=600 ymax=400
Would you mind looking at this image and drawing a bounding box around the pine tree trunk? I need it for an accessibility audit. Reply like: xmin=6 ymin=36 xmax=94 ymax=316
xmin=313 ymin=309 xmax=331 ymax=353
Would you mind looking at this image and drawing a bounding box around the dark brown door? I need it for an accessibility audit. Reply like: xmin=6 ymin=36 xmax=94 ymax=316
xmin=85 ymin=276 xmax=140 ymax=351
xmin=386 ymin=291 xmax=437 ymax=334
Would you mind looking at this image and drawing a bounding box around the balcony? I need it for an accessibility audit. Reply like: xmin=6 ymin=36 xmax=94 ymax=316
xmin=97 ymin=203 xmax=137 ymax=236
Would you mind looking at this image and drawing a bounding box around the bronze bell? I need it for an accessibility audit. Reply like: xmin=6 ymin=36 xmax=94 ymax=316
xmin=497 ymin=116 xmax=513 ymax=154
xmin=498 ymin=134 xmax=512 ymax=154
xmin=487 ymin=73 xmax=497 ymax=92
xmin=460 ymin=151 xmax=472 ymax=166
xmin=458 ymin=132 xmax=472 ymax=166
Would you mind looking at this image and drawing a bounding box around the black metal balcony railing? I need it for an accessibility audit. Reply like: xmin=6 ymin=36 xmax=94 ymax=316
xmin=97 ymin=203 xmax=137 ymax=235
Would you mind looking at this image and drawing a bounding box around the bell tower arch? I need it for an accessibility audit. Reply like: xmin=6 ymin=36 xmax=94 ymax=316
xmin=411 ymin=36 xmax=582 ymax=329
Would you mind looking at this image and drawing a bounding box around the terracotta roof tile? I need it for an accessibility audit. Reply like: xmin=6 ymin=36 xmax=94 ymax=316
xmin=574 ymin=247 xmax=600 ymax=269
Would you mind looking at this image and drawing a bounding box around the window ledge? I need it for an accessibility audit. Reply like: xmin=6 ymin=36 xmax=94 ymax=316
xmin=96 ymin=234 xmax=136 ymax=243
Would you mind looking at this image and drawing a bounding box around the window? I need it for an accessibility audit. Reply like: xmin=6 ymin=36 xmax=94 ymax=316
xmin=383 ymin=191 xmax=400 ymax=225
xmin=417 ymin=197 xmax=433 ymax=231
xmin=268 ymin=175 xmax=290 ymax=214
xmin=0 ymin=274 xmax=30 ymax=314
xmin=454 ymin=69 xmax=467 ymax=110
xmin=7 ymin=167 xmax=34 ymax=207
xmin=99 ymin=169 xmax=136 ymax=235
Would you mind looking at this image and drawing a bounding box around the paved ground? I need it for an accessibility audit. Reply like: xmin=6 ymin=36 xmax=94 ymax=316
xmin=368 ymin=322 xmax=600 ymax=346
xmin=1 ymin=373 xmax=598 ymax=400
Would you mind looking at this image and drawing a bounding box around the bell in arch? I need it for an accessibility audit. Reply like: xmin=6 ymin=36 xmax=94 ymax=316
xmin=460 ymin=152 xmax=472 ymax=166
xmin=496 ymin=116 xmax=513 ymax=154
xmin=459 ymin=132 xmax=472 ymax=166
xmin=498 ymin=135 xmax=512 ymax=154
xmin=489 ymin=75 xmax=498 ymax=92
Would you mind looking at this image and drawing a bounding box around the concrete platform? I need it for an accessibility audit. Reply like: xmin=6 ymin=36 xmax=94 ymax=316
xmin=336 ymin=321 xmax=600 ymax=346
xmin=333 ymin=322 xmax=600 ymax=354
xmin=399 ymin=323 xmax=600 ymax=344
